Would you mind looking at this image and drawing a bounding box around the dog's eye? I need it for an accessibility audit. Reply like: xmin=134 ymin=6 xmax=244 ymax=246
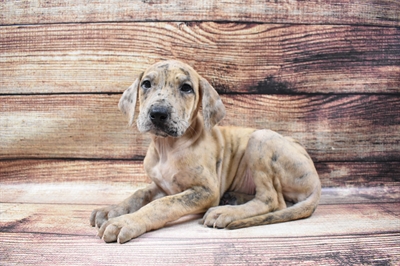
xmin=141 ymin=80 xmax=151 ymax=90
xmin=180 ymin=84 xmax=193 ymax=93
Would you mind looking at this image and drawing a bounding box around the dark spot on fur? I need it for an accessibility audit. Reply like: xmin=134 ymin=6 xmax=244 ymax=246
xmin=179 ymin=68 xmax=191 ymax=79
xmin=250 ymin=75 xmax=294 ymax=94
xmin=278 ymin=212 xmax=294 ymax=222
xmin=179 ymin=186 xmax=212 ymax=208
xmin=124 ymin=95 xmax=133 ymax=104
xmin=265 ymin=197 xmax=273 ymax=204
xmin=271 ymin=153 xmax=278 ymax=162
xmin=172 ymin=176 xmax=185 ymax=192
xmin=165 ymin=127 xmax=178 ymax=137
xmin=158 ymin=63 xmax=170 ymax=70
xmin=311 ymin=205 xmax=318 ymax=214
xmin=216 ymin=159 xmax=222 ymax=171
xmin=299 ymin=173 xmax=308 ymax=179
xmin=193 ymin=165 xmax=204 ymax=174
xmin=227 ymin=221 xmax=245 ymax=229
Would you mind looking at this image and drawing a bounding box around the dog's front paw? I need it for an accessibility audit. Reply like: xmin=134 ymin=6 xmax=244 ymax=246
xmin=90 ymin=204 xmax=130 ymax=228
xmin=202 ymin=206 xmax=237 ymax=229
xmin=97 ymin=214 xmax=146 ymax=244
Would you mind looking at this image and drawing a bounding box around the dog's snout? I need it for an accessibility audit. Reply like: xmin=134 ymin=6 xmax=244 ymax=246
xmin=149 ymin=106 xmax=169 ymax=124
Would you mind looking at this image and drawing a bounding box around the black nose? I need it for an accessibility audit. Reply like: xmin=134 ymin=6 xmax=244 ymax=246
xmin=149 ymin=106 xmax=169 ymax=124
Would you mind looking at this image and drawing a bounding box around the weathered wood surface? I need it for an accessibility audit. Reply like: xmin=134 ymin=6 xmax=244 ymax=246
xmin=1 ymin=0 xmax=399 ymax=265
xmin=1 ymin=202 xmax=399 ymax=237
xmin=1 ymin=94 xmax=399 ymax=161
xmin=1 ymin=231 xmax=398 ymax=265
xmin=0 ymin=199 xmax=399 ymax=265
xmin=1 ymin=160 xmax=400 ymax=194
xmin=1 ymin=160 xmax=398 ymax=264
xmin=1 ymin=0 xmax=399 ymax=26
xmin=2 ymin=179 xmax=400 ymax=206
xmin=1 ymin=23 xmax=399 ymax=94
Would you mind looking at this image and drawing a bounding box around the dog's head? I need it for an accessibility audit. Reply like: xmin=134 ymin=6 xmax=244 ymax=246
xmin=118 ymin=60 xmax=226 ymax=137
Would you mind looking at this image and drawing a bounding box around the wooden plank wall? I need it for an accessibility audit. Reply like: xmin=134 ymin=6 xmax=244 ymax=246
xmin=1 ymin=1 xmax=400 ymax=265
xmin=1 ymin=1 xmax=399 ymax=190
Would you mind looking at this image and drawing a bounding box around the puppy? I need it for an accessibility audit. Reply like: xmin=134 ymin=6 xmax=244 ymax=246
xmin=90 ymin=60 xmax=321 ymax=243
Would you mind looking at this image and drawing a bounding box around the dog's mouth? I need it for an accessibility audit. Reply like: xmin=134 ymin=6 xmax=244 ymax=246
xmin=151 ymin=126 xmax=180 ymax=138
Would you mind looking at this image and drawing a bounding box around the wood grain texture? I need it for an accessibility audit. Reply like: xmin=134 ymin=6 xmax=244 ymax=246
xmin=1 ymin=23 xmax=399 ymax=94
xmin=0 ymin=202 xmax=399 ymax=265
xmin=1 ymin=0 xmax=399 ymax=26
xmin=0 ymin=160 xmax=149 ymax=184
xmin=1 ymin=232 xmax=398 ymax=265
xmin=1 ymin=1 xmax=399 ymax=264
xmin=317 ymin=162 xmax=400 ymax=188
xmin=1 ymin=160 xmax=399 ymax=192
xmin=1 ymin=203 xmax=399 ymax=237
xmin=1 ymin=94 xmax=399 ymax=161
xmin=2 ymin=181 xmax=399 ymax=206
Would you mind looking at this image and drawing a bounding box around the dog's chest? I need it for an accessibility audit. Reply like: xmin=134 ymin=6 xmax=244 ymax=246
xmin=148 ymin=161 xmax=182 ymax=195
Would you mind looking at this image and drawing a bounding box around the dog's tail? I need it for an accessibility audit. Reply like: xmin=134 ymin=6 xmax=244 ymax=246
xmin=226 ymin=185 xmax=321 ymax=229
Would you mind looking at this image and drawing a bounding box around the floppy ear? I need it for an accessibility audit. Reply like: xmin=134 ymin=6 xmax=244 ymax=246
xmin=200 ymin=78 xmax=226 ymax=131
xmin=118 ymin=76 xmax=141 ymax=126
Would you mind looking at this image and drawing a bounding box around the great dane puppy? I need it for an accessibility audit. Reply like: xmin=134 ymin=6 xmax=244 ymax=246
xmin=90 ymin=60 xmax=321 ymax=244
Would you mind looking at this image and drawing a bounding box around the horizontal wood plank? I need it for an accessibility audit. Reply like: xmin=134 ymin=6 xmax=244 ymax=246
xmin=1 ymin=94 xmax=399 ymax=161
xmin=1 ymin=0 xmax=399 ymax=26
xmin=2 ymin=2 xmax=399 ymax=265
xmin=0 ymin=160 xmax=149 ymax=185
xmin=1 ymin=23 xmax=399 ymax=94
xmin=1 ymin=160 xmax=399 ymax=196
xmin=1 ymin=202 xmax=399 ymax=238
xmin=2 ymin=182 xmax=399 ymax=206
xmin=0 ymin=203 xmax=399 ymax=265
xmin=1 ymin=232 xmax=398 ymax=265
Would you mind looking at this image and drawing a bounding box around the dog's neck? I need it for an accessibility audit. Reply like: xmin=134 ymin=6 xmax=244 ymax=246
xmin=151 ymin=115 xmax=206 ymax=154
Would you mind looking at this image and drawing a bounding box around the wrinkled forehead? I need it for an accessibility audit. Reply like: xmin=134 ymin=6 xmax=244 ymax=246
xmin=143 ymin=61 xmax=199 ymax=87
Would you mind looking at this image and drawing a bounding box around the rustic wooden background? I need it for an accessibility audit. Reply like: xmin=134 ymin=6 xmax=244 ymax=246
xmin=1 ymin=0 xmax=399 ymax=265
xmin=1 ymin=1 xmax=399 ymax=188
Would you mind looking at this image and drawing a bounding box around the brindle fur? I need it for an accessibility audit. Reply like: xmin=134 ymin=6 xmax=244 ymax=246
xmin=90 ymin=60 xmax=321 ymax=244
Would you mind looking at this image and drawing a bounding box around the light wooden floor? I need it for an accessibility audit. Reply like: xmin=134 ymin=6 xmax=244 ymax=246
xmin=1 ymin=182 xmax=399 ymax=265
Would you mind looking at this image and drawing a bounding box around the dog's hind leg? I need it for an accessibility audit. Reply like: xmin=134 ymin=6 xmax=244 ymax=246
xmin=202 ymin=170 xmax=284 ymax=229
xmin=202 ymin=129 xmax=320 ymax=229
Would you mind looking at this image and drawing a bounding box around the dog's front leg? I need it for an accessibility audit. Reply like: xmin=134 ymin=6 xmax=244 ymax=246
xmin=90 ymin=182 xmax=166 ymax=229
xmin=97 ymin=185 xmax=217 ymax=243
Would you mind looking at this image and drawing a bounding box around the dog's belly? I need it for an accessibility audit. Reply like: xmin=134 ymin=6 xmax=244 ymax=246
xmin=229 ymin=169 xmax=256 ymax=195
xmin=217 ymin=126 xmax=257 ymax=196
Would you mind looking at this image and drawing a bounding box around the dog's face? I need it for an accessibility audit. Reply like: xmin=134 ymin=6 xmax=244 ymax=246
xmin=136 ymin=61 xmax=200 ymax=137
xmin=119 ymin=60 xmax=225 ymax=137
